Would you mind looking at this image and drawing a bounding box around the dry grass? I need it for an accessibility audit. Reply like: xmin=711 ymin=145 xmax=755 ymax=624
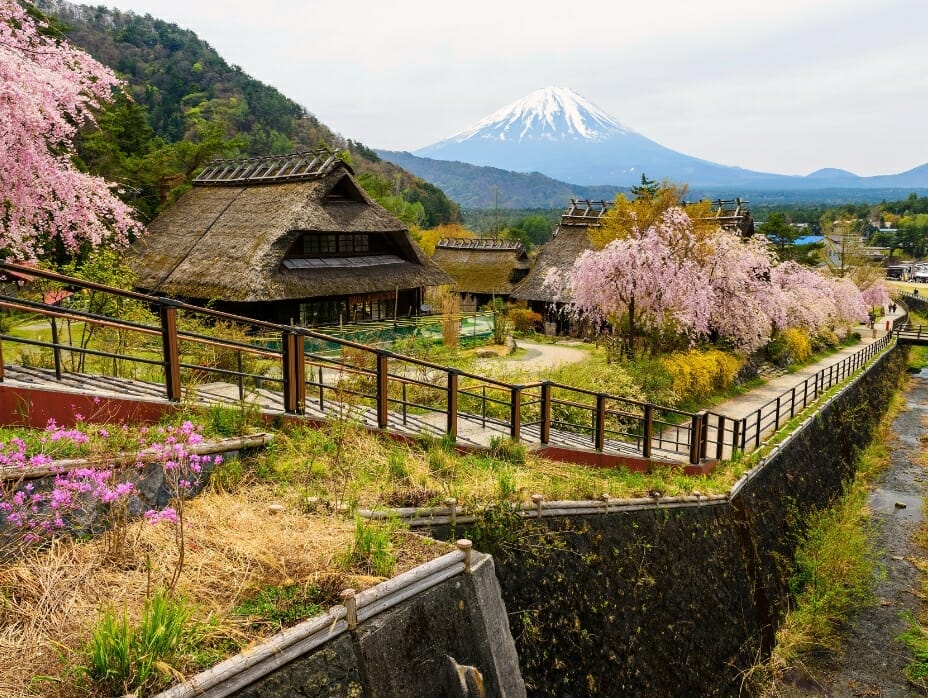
xmin=0 ymin=482 xmax=451 ymax=697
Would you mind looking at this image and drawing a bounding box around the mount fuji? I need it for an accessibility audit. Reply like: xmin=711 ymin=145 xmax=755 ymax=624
xmin=414 ymin=86 xmax=795 ymax=188
xmin=412 ymin=86 xmax=928 ymax=192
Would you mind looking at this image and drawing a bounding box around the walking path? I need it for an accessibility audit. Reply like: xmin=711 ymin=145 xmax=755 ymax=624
xmin=706 ymin=307 xmax=903 ymax=442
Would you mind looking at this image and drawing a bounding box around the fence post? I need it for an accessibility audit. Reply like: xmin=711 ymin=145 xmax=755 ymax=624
xmin=774 ymin=396 xmax=781 ymax=431
xmin=700 ymin=410 xmax=709 ymax=459
xmin=318 ymin=365 xmax=324 ymax=410
xmin=688 ymin=412 xmax=702 ymax=464
xmin=510 ymin=386 xmax=522 ymax=441
xmin=755 ymin=409 xmax=762 ymax=448
xmin=715 ymin=414 xmax=725 ymax=461
xmin=159 ymin=301 xmax=181 ymax=402
xmin=447 ymin=371 xmax=458 ymax=439
xmin=0 ymin=331 xmax=5 ymax=382
xmin=50 ymin=316 xmax=62 ymax=381
xmin=643 ymin=404 xmax=653 ymax=459
xmin=281 ymin=331 xmax=305 ymax=415
xmin=540 ymin=382 xmax=551 ymax=445
xmin=732 ymin=418 xmax=741 ymax=455
xmin=595 ymin=394 xmax=606 ymax=451
xmin=376 ymin=352 xmax=389 ymax=429
xmin=237 ymin=351 xmax=245 ymax=402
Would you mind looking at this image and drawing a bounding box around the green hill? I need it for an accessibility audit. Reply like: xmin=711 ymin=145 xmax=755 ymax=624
xmin=34 ymin=0 xmax=459 ymax=226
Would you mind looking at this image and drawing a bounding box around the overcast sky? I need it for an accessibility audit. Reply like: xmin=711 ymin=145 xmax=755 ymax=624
xmin=100 ymin=0 xmax=928 ymax=177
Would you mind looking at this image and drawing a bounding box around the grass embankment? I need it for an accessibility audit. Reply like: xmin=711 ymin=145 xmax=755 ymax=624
xmin=753 ymin=348 xmax=912 ymax=690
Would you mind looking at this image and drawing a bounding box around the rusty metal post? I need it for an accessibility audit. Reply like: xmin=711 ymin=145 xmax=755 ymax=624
xmin=540 ymin=382 xmax=551 ymax=444
xmin=732 ymin=418 xmax=742 ymax=453
xmin=159 ymin=302 xmax=181 ymax=402
xmin=281 ymin=330 xmax=295 ymax=414
xmin=595 ymin=394 xmax=606 ymax=451
xmin=446 ymin=371 xmax=458 ymax=439
xmin=50 ymin=316 xmax=62 ymax=381
xmin=688 ymin=412 xmax=703 ymax=464
xmin=790 ymin=387 xmax=796 ymax=419
xmin=774 ymin=396 xmax=781 ymax=431
xmin=699 ymin=410 xmax=709 ymax=459
xmin=510 ymin=386 xmax=522 ymax=441
xmin=376 ymin=352 xmax=389 ymax=429
xmin=715 ymin=414 xmax=725 ymax=461
xmin=0 ymin=331 xmax=5 ymax=382
xmin=292 ymin=333 xmax=305 ymax=413
xmin=643 ymin=404 xmax=653 ymax=458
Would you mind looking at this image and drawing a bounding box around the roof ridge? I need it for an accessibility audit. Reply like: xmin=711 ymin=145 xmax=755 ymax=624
xmin=193 ymin=149 xmax=343 ymax=186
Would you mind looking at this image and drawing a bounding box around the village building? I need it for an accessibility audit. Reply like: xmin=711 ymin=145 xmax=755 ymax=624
xmin=509 ymin=199 xmax=610 ymax=331
xmin=431 ymin=237 xmax=530 ymax=311
xmin=131 ymin=150 xmax=450 ymax=326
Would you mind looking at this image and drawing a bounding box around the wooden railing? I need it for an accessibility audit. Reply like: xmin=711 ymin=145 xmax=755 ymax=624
xmin=0 ymin=262 xmax=901 ymax=465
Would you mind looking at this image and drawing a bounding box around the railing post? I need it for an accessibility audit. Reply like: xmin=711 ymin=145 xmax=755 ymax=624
xmin=510 ymin=386 xmax=522 ymax=441
xmin=281 ymin=331 xmax=305 ymax=415
xmin=755 ymin=409 xmax=762 ymax=448
xmin=774 ymin=396 xmax=781 ymax=431
xmin=715 ymin=414 xmax=725 ymax=461
xmin=159 ymin=301 xmax=182 ymax=402
xmin=595 ymin=394 xmax=606 ymax=451
xmin=732 ymin=418 xmax=742 ymax=454
xmin=237 ymin=351 xmax=245 ymax=402
xmin=803 ymin=378 xmax=809 ymax=409
xmin=318 ymin=365 xmax=324 ymax=410
xmin=699 ymin=410 xmax=709 ymax=459
xmin=446 ymin=371 xmax=458 ymax=439
xmin=0 ymin=329 xmax=5 ymax=382
xmin=643 ymin=404 xmax=653 ymax=459
xmin=688 ymin=412 xmax=702 ymax=464
xmin=540 ymin=382 xmax=551 ymax=445
xmin=50 ymin=316 xmax=62 ymax=381
xmin=376 ymin=352 xmax=389 ymax=429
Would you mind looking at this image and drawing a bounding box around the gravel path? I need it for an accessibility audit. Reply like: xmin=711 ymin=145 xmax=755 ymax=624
xmin=777 ymin=371 xmax=928 ymax=697
xmin=474 ymin=339 xmax=589 ymax=374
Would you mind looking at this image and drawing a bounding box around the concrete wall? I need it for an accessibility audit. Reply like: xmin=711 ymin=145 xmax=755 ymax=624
xmin=157 ymin=550 xmax=525 ymax=698
xmin=457 ymin=345 xmax=908 ymax=696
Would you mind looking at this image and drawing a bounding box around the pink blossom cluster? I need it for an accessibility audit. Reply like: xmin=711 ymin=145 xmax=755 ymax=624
xmin=0 ymin=1 xmax=142 ymax=261
xmin=0 ymin=418 xmax=219 ymax=550
xmin=548 ymin=207 xmax=872 ymax=353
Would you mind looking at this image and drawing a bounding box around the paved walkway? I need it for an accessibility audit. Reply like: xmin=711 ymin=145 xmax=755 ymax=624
xmin=712 ymin=309 xmax=902 ymax=421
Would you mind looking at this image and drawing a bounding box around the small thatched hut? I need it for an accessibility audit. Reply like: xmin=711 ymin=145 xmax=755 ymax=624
xmin=131 ymin=151 xmax=450 ymax=325
xmin=510 ymin=199 xmax=611 ymax=329
xmin=431 ymin=238 xmax=530 ymax=310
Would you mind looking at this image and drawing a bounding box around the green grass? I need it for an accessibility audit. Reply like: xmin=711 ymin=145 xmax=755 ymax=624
xmin=233 ymin=583 xmax=329 ymax=633
xmin=81 ymin=588 xmax=193 ymax=697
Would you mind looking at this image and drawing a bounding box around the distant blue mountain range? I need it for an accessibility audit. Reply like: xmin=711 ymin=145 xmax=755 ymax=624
xmin=406 ymin=86 xmax=928 ymax=193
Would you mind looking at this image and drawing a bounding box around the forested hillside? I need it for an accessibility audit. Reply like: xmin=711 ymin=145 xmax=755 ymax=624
xmin=33 ymin=0 xmax=459 ymax=226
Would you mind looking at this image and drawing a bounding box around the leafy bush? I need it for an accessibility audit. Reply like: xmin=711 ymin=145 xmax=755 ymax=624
xmin=342 ymin=518 xmax=397 ymax=577
xmin=82 ymin=589 xmax=193 ymax=697
xmin=508 ymin=308 xmax=542 ymax=333
xmin=768 ymin=328 xmax=813 ymax=366
xmin=659 ymin=349 xmax=742 ymax=403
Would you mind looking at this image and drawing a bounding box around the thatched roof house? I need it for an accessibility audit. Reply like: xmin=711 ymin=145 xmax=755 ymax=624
xmin=131 ymin=150 xmax=450 ymax=325
xmin=432 ymin=238 xmax=530 ymax=307
xmin=510 ymin=199 xmax=610 ymax=308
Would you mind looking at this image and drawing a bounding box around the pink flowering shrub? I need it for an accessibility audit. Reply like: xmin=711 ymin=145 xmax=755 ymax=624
xmin=0 ymin=418 xmax=220 ymax=572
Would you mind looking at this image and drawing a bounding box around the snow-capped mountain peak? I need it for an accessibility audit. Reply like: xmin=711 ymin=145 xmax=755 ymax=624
xmin=447 ymin=86 xmax=634 ymax=144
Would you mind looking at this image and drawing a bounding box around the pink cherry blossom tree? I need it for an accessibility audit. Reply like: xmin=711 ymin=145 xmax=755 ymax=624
xmin=0 ymin=2 xmax=141 ymax=261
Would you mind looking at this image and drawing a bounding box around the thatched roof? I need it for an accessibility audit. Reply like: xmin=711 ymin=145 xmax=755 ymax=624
xmin=131 ymin=151 xmax=450 ymax=302
xmin=432 ymin=238 xmax=530 ymax=295
xmin=510 ymin=201 xmax=605 ymax=303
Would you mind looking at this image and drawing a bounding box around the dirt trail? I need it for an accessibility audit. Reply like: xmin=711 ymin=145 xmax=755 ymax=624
xmin=778 ymin=371 xmax=928 ymax=696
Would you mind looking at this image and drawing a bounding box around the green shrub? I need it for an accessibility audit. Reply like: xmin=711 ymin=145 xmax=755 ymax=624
xmin=342 ymin=518 xmax=397 ymax=577
xmin=508 ymin=308 xmax=542 ymax=332
xmin=82 ymin=589 xmax=193 ymax=697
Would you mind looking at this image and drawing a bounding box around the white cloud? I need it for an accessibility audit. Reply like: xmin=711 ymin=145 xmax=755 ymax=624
xmin=101 ymin=0 xmax=928 ymax=175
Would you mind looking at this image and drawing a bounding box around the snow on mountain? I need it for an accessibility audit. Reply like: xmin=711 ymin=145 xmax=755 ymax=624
xmin=416 ymin=86 xmax=793 ymax=188
xmin=446 ymin=86 xmax=633 ymax=144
